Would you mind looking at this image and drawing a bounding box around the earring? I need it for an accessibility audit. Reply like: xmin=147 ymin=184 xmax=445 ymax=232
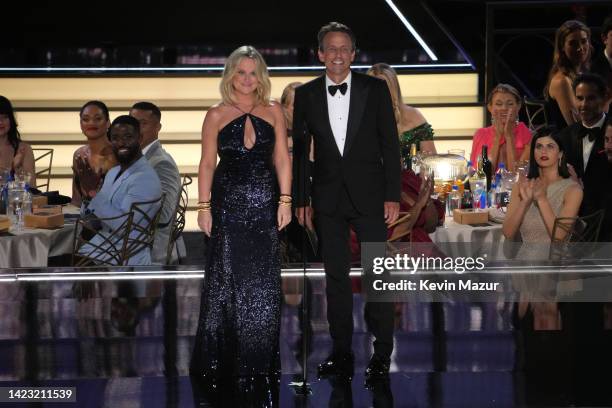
xmin=491 ymin=117 xmax=496 ymax=125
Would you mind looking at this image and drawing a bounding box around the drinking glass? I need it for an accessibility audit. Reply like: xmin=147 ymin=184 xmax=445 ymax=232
xmin=448 ymin=149 xmax=465 ymax=158
xmin=8 ymin=188 xmax=26 ymax=230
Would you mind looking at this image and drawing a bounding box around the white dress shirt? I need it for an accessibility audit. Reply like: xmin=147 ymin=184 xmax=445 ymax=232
xmin=325 ymin=72 xmax=351 ymax=156
xmin=582 ymin=113 xmax=606 ymax=171
xmin=141 ymin=139 xmax=159 ymax=156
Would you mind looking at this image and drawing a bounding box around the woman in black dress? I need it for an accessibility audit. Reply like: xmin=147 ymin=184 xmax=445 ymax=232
xmin=190 ymin=46 xmax=292 ymax=406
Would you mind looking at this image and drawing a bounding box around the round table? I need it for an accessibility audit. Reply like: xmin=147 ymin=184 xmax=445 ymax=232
xmin=0 ymin=206 xmax=80 ymax=268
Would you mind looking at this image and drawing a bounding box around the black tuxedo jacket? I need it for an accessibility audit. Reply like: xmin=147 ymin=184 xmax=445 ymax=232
xmin=559 ymin=122 xmax=611 ymax=223
xmin=292 ymin=71 xmax=401 ymax=216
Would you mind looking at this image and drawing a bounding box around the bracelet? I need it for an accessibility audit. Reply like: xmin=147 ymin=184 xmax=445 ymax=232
xmin=278 ymin=201 xmax=292 ymax=207
xmin=197 ymin=207 xmax=211 ymax=212
xmin=197 ymin=200 xmax=211 ymax=205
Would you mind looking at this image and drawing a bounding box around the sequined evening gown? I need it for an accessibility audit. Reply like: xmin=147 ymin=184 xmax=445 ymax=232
xmin=191 ymin=112 xmax=281 ymax=396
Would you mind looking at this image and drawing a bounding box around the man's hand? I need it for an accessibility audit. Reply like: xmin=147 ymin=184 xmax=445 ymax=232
xmin=295 ymin=206 xmax=314 ymax=230
xmin=566 ymin=163 xmax=583 ymax=188
xmin=384 ymin=201 xmax=400 ymax=225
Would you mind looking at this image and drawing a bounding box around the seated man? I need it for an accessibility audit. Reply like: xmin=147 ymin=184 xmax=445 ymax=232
xmin=80 ymin=115 xmax=162 ymax=265
xmin=129 ymin=102 xmax=182 ymax=264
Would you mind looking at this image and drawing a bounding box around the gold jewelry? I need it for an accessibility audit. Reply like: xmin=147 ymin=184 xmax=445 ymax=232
xmin=278 ymin=201 xmax=292 ymax=207
xmin=197 ymin=207 xmax=211 ymax=212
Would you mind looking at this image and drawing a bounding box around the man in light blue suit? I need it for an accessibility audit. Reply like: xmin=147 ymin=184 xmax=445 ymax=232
xmin=81 ymin=115 xmax=162 ymax=265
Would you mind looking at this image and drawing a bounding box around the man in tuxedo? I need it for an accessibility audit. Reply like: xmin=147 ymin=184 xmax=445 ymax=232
xmin=560 ymin=73 xmax=610 ymax=241
xmin=130 ymin=102 xmax=182 ymax=264
xmin=292 ymin=22 xmax=401 ymax=382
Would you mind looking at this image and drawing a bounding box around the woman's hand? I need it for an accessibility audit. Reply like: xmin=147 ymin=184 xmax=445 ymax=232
xmin=198 ymin=211 xmax=212 ymax=237
xmin=12 ymin=145 xmax=27 ymax=170
xmin=503 ymin=107 xmax=517 ymax=139
xmin=532 ymin=178 xmax=547 ymax=202
xmin=518 ymin=177 xmax=534 ymax=203
xmin=277 ymin=204 xmax=292 ymax=231
xmin=74 ymin=156 xmax=103 ymax=199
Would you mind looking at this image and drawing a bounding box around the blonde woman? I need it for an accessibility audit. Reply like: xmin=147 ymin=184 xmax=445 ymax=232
xmin=367 ymin=62 xmax=436 ymax=157
xmin=191 ymin=45 xmax=291 ymax=399
xmin=280 ymin=81 xmax=302 ymax=156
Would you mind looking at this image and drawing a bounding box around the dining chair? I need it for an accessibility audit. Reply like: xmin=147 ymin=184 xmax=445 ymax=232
xmin=72 ymin=211 xmax=134 ymax=266
xmin=125 ymin=195 xmax=165 ymax=262
xmin=32 ymin=148 xmax=54 ymax=192
xmin=165 ymin=175 xmax=192 ymax=265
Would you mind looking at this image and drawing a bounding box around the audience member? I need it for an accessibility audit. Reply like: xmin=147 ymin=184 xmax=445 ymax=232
xmin=72 ymin=100 xmax=116 ymax=206
xmin=503 ymin=126 xmax=582 ymax=246
xmin=0 ymin=96 xmax=36 ymax=185
xmin=559 ymin=73 xmax=610 ymax=241
xmin=545 ymin=20 xmax=592 ymax=128
xmin=80 ymin=115 xmax=162 ymax=265
xmin=280 ymin=82 xmax=302 ymax=158
xmin=129 ymin=102 xmax=182 ymax=264
xmin=471 ymin=83 xmax=531 ymax=171
xmin=367 ymin=63 xmax=437 ymax=155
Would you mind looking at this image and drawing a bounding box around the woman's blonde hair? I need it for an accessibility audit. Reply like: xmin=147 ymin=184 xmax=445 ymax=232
xmin=280 ymin=82 xmax=302 ymax=106
xmin=487 ymin=83 xmax=522 ymax=106
xmin=220 ymin=46 xmax=271 ymax=106
xmin=367 ymin=63 xmax=402 ymax=134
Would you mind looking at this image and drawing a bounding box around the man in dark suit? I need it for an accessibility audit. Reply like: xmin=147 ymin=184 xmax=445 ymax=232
xmin=292 ymin=22 xmax=401 ymax=382
xmin=559 ymin=73 xmax=610 ymax=241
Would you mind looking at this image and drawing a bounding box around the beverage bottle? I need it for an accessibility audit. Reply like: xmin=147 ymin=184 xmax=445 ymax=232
xmin=488 ymin=183 xmax=496 ymax=208
xmin=450 ymin=184 xmax=461 ymax=211
xmin=410 ymin=143 xmax=421 ymax=174
xmin=463 ymin=160 xmax=476 ymax=191
xmin=469 ymin=158 xmax=487 ymax=209
xmin=481 ymin=145 xmax=492 ymax=191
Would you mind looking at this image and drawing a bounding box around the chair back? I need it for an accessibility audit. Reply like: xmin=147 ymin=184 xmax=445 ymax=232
xmin=32 ymin=148 xmax=54 ymax=192
xmin=125 ymin=195 xmax=165 ymax=261
xmin=549 ymin=209 xmax=606 ymax=260
xmin=523 ymin=97 xmax=548 ymax=132
xmin=72 ymin=211 xmax=134 ymax=266
xmin=165 ymin=175 xmax=192 ymax=264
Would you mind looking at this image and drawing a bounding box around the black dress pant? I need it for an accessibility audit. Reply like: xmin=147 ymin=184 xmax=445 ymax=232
xmin=315 ymin=186 xmax=394 ymax=359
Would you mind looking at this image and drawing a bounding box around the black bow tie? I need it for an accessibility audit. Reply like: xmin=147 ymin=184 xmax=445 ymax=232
xmin=328 ymin=82 xmax=348 ymax=96
xmin=578 ymin=124 xmax=602 ymax=142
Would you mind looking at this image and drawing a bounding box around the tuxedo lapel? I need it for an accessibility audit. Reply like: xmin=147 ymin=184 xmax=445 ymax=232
xmin=572 ymin=126 xmax=585 ymax=177
xmin=343 ymin=72 xmax=368 ymax=156
xmin=584 ymin=130 xmax=605 ymax=175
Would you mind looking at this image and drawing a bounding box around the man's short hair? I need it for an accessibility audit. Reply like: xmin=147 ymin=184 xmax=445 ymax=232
xmin=317 ymin=22 xmax=356 ymax=52
xmin=602 ymin=14 xmax=612 ymax=37
xmin=572 ymin=73 xmax=607 ymax=98
xmin=109 ymin=115 xmax=140 ymax=137
xmin=131 ymin=101 xmax=161 ymax=121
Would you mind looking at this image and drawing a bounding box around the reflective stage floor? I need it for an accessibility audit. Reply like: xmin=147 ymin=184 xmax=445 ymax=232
xmin=1 ymin=273 xmax=611 ymax=407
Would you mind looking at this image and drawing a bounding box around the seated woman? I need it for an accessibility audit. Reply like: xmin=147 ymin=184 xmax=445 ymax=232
xmin=503 ymin=127 xmax=582 ymax=330
xmin=545 ymin=20 xmax=592 ymax=128
xmin=0 ymin=96 xmax=36 ymax=185
xmin=503 ymin=126 xmax=582 ymax=243
xmin=72 ymin=100 xmax=115 ymax=206
xmin=367 ymin=63 xmax=437 ymax=155
xmin=471 ymin=84 xmax=531 ymax=172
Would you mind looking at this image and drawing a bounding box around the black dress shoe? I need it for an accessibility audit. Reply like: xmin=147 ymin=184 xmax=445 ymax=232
xmin=317 ymin=351 xmax=355 ymax=379
xmin=365 ymin=354 xmax=390 ymax=383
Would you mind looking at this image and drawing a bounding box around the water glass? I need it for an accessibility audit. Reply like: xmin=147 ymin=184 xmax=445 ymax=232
xmin=448 ymin=149 xmax=465 ymax=158
xmin=8 ymin=188 xmax=27 ymax=230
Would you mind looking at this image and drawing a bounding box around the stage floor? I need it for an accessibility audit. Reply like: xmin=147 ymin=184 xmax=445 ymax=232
xmin=0 ymin=275 xmax=611 ymax=407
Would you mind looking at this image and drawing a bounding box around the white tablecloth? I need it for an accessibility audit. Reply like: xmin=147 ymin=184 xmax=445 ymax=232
xmin=0 ymin=206 xmax=79 ymax=268
xmin=429 ymin=218 xmax=506 ymax=259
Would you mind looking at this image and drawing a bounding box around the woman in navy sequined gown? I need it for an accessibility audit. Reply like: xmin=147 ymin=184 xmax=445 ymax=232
xmin=190 ymin=46 xmax=292 ymax=405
